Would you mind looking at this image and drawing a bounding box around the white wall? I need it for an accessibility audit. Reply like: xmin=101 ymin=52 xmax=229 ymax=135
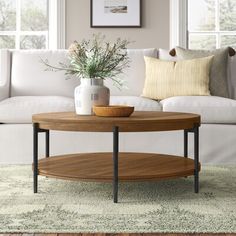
xmin=66 ymin=0 xmax=170 ymax=49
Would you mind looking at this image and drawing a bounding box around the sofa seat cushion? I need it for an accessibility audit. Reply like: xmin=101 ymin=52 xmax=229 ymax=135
xmin=161 ymin=96 xmax=236 ymax=124
xmin=0 ymin=96 xmax=75 ymax=123
xmin=0 ymin=96 xmax=161 ymax=124
xmin=110 ymin=96 xmax=162 ymax=111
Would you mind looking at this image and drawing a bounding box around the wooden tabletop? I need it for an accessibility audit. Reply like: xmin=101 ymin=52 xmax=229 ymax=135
xmin=32 ymin=111 xmax=201 ymax=132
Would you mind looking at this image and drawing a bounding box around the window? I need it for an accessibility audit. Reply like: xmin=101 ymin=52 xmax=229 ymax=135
xmin=188 ymin=0 xmax=236 ymax=50
xmin=0 ymin=0 xmax=65 ymax=49
xmin=170 ymin=0 xmax=236 ymax=50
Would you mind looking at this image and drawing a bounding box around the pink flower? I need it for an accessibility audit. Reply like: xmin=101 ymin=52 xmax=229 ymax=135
xmin=68 ymin=42 xmax=78 ymax=55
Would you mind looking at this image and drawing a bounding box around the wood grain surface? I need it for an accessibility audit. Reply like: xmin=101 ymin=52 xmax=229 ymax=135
xmin=37 ymin=153 xmax=200 ymax=182
xmin=32 ymin=111 xmax=200 ymax=132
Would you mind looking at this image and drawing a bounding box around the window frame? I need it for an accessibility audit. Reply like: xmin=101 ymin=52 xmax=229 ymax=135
xmin=48 ymin=0 xmax=65 ymax=49
xmin=0 ymin=0 xmax=65 ymax=50
xmin=170 ymin=0 xmax=236 ymax=49
xmin=170 ymin=0 xmax=188 ymax=49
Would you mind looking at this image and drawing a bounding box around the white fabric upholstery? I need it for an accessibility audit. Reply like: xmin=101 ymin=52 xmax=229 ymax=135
xmin=0 ymin=50 xmax=11 ymax=101
xmin=161 ymin=96 xmax=236 ymax=124
xmin=0 ymin=95 xmax=160 ymax=124
xmin=10 ymin=50 xmax=80 ymax=97
xmin=105 ymin=48 xmax=158 ymax=96
xmin=1 ymin=124 xmax=236 ymax=164
xmin=110 ymin=96 xmax=161 ymax=111
xmin=0 ymin=96 xmax=75 ymax=123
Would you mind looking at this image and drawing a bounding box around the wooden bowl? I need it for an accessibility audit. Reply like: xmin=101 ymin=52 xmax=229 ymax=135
xmin=93 ymin=105 xmax=134 ymax=117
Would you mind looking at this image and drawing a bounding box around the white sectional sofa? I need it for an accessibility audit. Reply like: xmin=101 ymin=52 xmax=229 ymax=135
xmin=0 ymin=48 xmax=236 ymax=164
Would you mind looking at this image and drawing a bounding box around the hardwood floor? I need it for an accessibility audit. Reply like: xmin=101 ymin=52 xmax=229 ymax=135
xmin=0 ymin=234 xmax=235 ymax=236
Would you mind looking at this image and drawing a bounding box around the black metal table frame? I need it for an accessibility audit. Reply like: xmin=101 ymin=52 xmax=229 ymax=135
xmin=33 ymin=123 xmax=200 ymax=203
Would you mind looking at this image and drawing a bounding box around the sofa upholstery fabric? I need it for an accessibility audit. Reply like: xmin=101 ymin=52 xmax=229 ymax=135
xmin=161 ymin=96 xmax=236 ymax=124
xmin=10 ymin=50 xmax=80 ymax=97
xmin=110 ymin=96 xmax=162 ymax=111
xmin=0 ymin=96 xmax=75 ymax=123
xmin=0 ymin=96 xmax=161 ymax=123
xmin=104 ymin=48 xmax=158 ymax=96
xmin=1 ymin=123 xmax=236 ymax=164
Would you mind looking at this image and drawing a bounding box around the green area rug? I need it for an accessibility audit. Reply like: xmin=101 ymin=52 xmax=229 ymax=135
xmin=0 ymin=165 xmax=235 ymax=233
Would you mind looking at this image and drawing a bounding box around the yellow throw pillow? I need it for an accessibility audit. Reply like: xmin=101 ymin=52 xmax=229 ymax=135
xmin=142 ymin=56 xmax=214 ymax=100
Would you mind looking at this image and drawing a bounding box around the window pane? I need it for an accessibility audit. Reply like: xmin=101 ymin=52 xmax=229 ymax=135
xmin=221 ymin=35 xmax=236 ymax=49
xmin=220 ymin=0 xmax=236 ymax=31
xmin=20 ymin=35 xmax=46 ymax=49
xmin=188 ymin=0 xmax=215 ymax=31
xmin=0 ymin=0 xmax=16 ymax=31
xmin=0 ymin=35 xmax=15 ymax=48
xmin=189 ymin=34 xmax=216 ymax=50
xmin=21 ymin=0 xmax=48 ymax=31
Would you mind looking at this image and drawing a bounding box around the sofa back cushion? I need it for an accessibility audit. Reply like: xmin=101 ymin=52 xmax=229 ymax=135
xmin=104 ymin=48 xmax=158 ymax=96
xmin=10 ymin=50 xmax=80 ymax=97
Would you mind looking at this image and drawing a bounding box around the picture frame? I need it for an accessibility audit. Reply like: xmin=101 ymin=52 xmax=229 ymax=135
xmin=90 ymin=0 xmax=142 ymax=28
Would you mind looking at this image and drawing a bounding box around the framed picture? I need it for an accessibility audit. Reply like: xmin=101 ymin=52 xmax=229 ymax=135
xmin=90 ymin=0 xmax=142 ymax=28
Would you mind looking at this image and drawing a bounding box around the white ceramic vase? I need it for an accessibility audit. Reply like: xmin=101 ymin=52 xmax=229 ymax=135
xmin=74 ymin=78 xmax=110 ymax=115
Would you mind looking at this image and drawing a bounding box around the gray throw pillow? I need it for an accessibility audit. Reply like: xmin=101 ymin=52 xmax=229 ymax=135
xmin=175 ymin=47 xmax=229 ymax=98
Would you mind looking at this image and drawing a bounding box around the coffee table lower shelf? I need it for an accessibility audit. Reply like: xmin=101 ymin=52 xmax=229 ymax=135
xmin=37 ymin=152 xmax=201 ymax=182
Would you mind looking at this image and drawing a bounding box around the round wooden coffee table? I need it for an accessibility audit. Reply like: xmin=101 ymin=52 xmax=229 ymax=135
xmin=32 ymin=111 xmax=201 ymax=203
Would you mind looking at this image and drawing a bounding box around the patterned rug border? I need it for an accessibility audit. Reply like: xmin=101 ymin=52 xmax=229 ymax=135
xmin=0 ymin=165 xmax=236 ymax=233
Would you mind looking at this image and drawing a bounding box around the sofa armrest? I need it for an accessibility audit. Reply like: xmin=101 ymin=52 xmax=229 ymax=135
xmin=0 ymin=50 xmax=10 ymax=102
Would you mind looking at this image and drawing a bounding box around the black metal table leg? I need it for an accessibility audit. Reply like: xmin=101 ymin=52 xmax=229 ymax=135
xmin=184 ymin=130 xmax=189 ymax=178
xmin=46 ymin=130 xmax=50 ymax=158
xmin=33 ymin=123 xmax=39 ymax=193
xmin=184 ymin=130 xmax=188 ymax=158
xmin=194 ymin=126 xmax=199 ymax=193
xmin=113 ymin=126 xmax=119 ymax=203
